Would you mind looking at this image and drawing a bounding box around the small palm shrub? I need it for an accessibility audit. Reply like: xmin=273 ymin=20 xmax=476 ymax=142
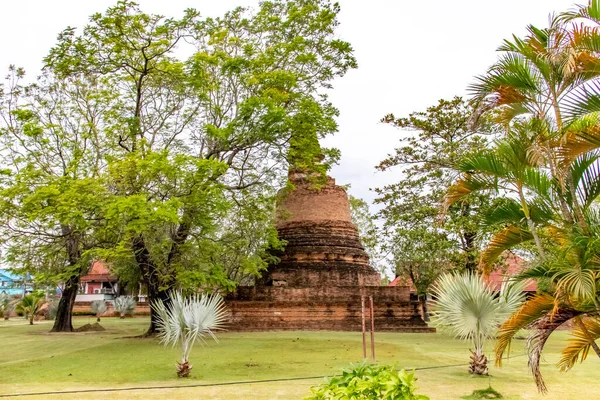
xmin=113 ymin=296 xmax=136 ymax=319
xmin=153 ymin=291 xmax=227 ymax=377
xmin=17 ymin=292 xmax=46 ymax=325
xmin=47 ymin=300 xmax=59 ymax=320
xmin=430 ymin=273 xmax=525 ymax=375
xmin=306 ymin=363 xmax=429 ymax=400
xmin=0 ymin=293 xmax=15 ymax=320
xmin=90 ymin=300 xmax=108 ymax=322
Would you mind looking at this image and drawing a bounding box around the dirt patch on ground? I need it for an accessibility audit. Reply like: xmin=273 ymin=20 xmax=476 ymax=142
xmin=74 ymin=322 xmax=106 ymax=332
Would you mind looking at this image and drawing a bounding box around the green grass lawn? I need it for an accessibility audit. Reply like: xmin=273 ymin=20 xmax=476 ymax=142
xmin=0 ymin=317 xmax=598 ymax=399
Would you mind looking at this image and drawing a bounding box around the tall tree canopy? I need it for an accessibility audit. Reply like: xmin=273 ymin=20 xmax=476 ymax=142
xmin=0 ymin=0 xmax=357 ymax=334
xmin=375 ymin=97 xmax=498 ymax=308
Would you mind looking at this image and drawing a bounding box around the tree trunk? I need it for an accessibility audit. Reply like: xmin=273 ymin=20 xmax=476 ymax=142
xmin=51 ymin=274 xmax=80 ymax=332
xmin=51 ymin=225 xmax=82 ymax=333
xmin=132 ymin=234 xmax=173 ymax=336
xmin=419 ymin=294 xmax=430 ymax=322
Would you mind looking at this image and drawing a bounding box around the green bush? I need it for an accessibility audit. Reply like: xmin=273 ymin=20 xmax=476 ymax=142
xmin=305 ymin=363 xmax=429 ymax=400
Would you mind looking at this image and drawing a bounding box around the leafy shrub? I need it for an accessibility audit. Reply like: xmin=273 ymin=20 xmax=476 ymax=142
xmin=0 ymin=293 xmax=16 ymax=320
xmin=90 ymin=300 xmax=108 ymax=322
xmin=461 ymin=386 xmax=503 ymax=399
xmin=113 ymin=296 xmax=136 ymax=318
xmin=47 ymin=300 xmax=59 ymax=320
xmin=306 ymin=363 xmax=429 ymax=400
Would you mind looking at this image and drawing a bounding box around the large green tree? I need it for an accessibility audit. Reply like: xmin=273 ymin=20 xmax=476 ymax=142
xmin=0 ymin=67 xmax=118 ymax=332
xmin=375 ymin=97 xmax=497 ymax=307
xmin=2 ymin=0 xmax=357 ymax=334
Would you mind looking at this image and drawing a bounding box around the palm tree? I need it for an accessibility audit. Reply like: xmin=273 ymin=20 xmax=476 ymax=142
xmin=17 ymin=292 xmax=45 ymax=325
xmin=429 ymin=273 xmax=525 ymax=375
xmin=113 ymin=296 xmax=136 ymax=319
xmin=457 ymin=3 xmax=600 ymax=390
xmin=444 ymin=127 xmax=554 ymax=269
xmin=152 ymin=291 xmax=227 ymax=377
xmin=90 ymin=300 xmax=107 ymax=322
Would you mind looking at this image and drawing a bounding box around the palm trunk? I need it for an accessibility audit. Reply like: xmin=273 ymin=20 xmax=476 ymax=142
xmin=469 ymin=349 xmax=489 ymax=375
xmin=518 ymin=185 xmax=545 ymax=258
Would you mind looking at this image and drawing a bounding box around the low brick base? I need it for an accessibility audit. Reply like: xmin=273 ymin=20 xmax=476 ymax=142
xmin=72 ymin=301 xmax=150 ymax=316
xmin=225 ymin=285 xmax=435 ymax=332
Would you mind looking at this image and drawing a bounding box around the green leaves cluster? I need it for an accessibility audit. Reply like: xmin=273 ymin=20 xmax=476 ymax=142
xmin=376 ymin=97 xmax=498 ymax=305
xmin=306 ymin=363 xmax=428 ymax=400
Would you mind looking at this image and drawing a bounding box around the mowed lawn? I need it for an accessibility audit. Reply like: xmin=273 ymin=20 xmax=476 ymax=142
xmin=0 ymin=317 xmax=598 ymax=399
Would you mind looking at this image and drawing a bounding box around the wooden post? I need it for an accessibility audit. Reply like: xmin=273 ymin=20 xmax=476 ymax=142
xmin=361 ymin=295 xmax=367 ymax=359
xmin=369 ymin=295 xmax=375 ymax=361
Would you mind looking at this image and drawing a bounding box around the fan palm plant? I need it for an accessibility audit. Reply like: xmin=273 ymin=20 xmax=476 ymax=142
xmin=430 ymin=273 xmax=525 ymax=375
xmin=152 ymin=291 xmax=227 ymax=377
xmin=0 ymin=292 xmax=15 ymax=320
xmin=113 ymin=296 xmax=136 ymax=319
xmin=90 ymin=300 xmax=107 ymax=322
xmin=17 ymin=292 xmax=46 ymax=325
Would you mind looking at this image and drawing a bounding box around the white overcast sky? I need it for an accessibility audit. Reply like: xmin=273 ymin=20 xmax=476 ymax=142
xmin=0 ymin=0 xmax=578 ymax=210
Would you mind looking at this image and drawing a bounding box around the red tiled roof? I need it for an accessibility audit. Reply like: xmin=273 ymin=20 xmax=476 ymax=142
xmin=389 ymin=253 xmax=537 ymax=292
xmin=80 ymin=260 xmax=117 ymax=283
xmin=389 ymin=276 xmax=416 ymax=291
xmin=486 ymin=253 xmax=537 ymax=292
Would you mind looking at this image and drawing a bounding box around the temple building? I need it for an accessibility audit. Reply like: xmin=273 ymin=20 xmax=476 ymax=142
xmin=226 ymin=170 xmax=433 ymax=332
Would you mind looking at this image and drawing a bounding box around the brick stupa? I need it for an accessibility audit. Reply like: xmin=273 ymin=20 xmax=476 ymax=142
xmin=226 ymin=170 xmax=433 ymax=332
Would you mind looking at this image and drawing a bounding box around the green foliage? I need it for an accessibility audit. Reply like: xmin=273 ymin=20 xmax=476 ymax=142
xmin=306 ymin=363 xmax=429 ymax=400
xmin=348 ymin=194 xmax=383 ymax=274
xmin=376 ymin=97 xmax=497 ymax=304
xmin=454 ymin=0 xmax=600 ymax=391
xmin=461 ymin=386 xmax=503 ymax=400
xmin=16 ymin=292 xmax=46 ymax=325
xmin=0 ymin=0 xmax=357 ymax=332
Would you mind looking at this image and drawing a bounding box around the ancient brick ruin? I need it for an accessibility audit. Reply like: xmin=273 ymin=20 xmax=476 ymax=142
xmin=226 ymin=170 xmax=433 ymax=332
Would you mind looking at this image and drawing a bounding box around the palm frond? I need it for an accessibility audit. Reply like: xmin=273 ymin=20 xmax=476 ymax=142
xmin=444 ymin=173 xmax=495 ymax=210
xmin=557 ymin=317 xmax=600 ymax=372
xmin=480 ymin=226 xmax=534 ymax=271
xmin=571 ymin=152 xmax=600 ymax=207
xmin=495 ymin=293 xmax=556 ymax=366
xmin=430 ymin=273 xmax=524 ymax=357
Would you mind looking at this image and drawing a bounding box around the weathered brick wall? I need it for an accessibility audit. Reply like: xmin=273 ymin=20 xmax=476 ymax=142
xmin=225 ymin=285 xmax=434 ymax=332
xmin=277 ymin=176 xmax=352 ymax=224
